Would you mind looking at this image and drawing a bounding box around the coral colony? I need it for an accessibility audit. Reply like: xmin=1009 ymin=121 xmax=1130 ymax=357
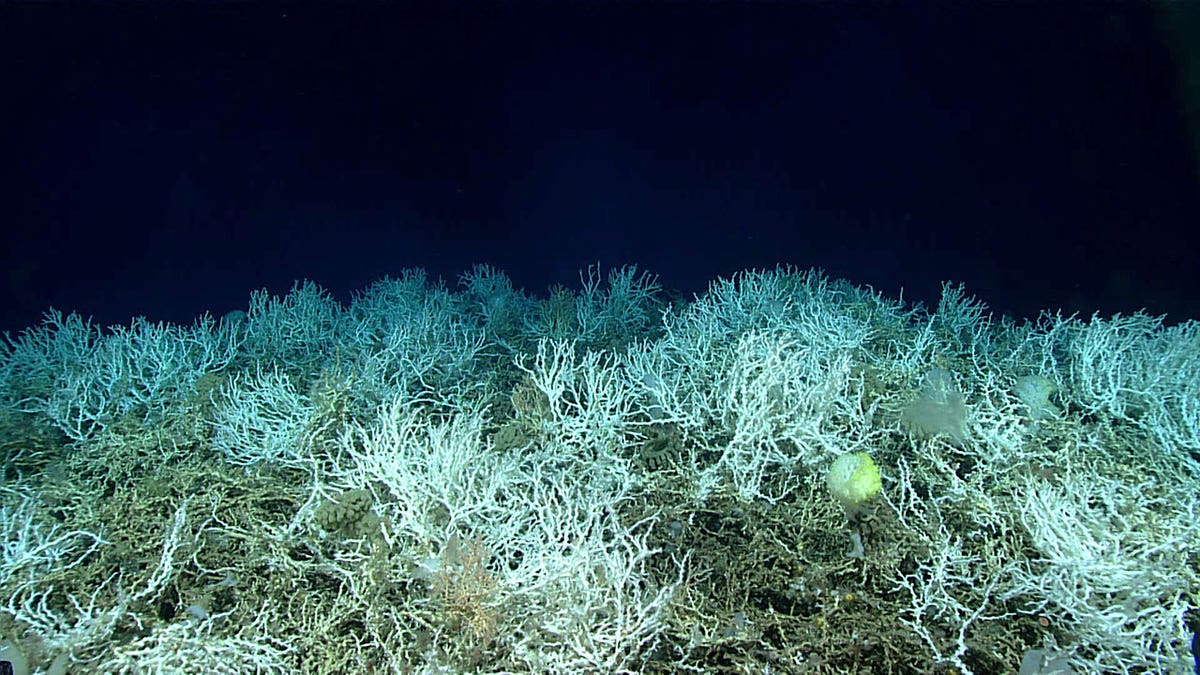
xmin=0 ymin=266 xmax=1197 ymax=673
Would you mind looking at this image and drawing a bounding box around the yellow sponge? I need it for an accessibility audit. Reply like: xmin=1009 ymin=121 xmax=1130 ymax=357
xmin=826 ymin=453 xmax=882 ymax=516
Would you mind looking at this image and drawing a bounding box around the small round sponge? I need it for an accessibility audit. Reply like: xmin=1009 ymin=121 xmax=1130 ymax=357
xmin=826 ymin=453 xmax=882 ymax=515
xmin=315 ymin=489 xmax=380 ymax=538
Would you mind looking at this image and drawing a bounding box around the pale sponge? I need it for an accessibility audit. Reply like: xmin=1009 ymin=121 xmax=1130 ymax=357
xmin=826 ymin=452 xmax=882 ymax=517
